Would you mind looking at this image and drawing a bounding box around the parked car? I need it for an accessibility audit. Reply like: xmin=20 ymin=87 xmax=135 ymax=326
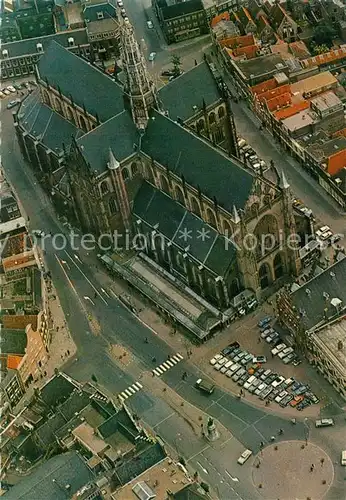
xmin=233 ymin=367 xmax=246 ymax=382
xmin=230 ymin=348 xmax=242 ymax=359
xmin=253 ymin=355 xmax=267 ymax=364
xmin=0 ymin=91 xmax=5 ymax=99
xmin=259 ymin=386 xmax=273 ymax=400
xmin=238 ymin=138 xmax=246 ymax=148
xmin=1 ymin=88 xmax=11 ymax=95
xmin=294 ymin=385 xmax=309 ymax=396
xmin=248 ymin=378 xmax=261 ymax=393
xmin=278 ymin=347 xmax=294 ymax=359
xmin=290 ymin=395 xmax=304 ymax=407
xmin=241 ymin=353 xmax=252 ymax=365
xmin=220 ymin=360 xmax=233 ymax=374
xmin=272 ymin=376 xmax=285 ymax=388
xmin=260 ymin=369 xmax=272 ymax=381
xmin=244 ymin=375 xmax=257 ymax=390
xmin=13 ymin=83 xmax=23 ymax=90
xmin=266 ymin=332 xmax=279 ymax=343
xmin=283 ymin=378 xmax=295 ymax=389
xmin=210 ymin=354 xmax=223 ymax=365
xmin=214 ymin=357 xmax=228 ymax=370
xmin=283 ymin=352 xmax=296 ymax=364
xmin=268 ymin=389 xmax=280 ymax=401
xmin=237 ymin=449 xmax=252 ymax=465
xmin=280 ymin=394 xmax=293 ymax=407
xmin=275 ymin=390 xmax=288 ymax=403
xmin=7 ymin=85 xmax=16 ymax=93
xmin=6 ymin=99 xmax=20 ymax=109
xmin=261 ymin=327 xmax=274 ymax=339
xmin=147 ymin=20 xmax=153 ymax=28
xmin=254 ymin=382 xmax=267 ymax=396
xmin=258 ymin=316 xmax=271 ymax=328
xmin=148 ymin=52 xmax=156 ymax=61
xmin=297 ymin=400 xmax=311 ymax=411
xmin=238 ymin=373 xmax=249 ymax=386
xmin=271 ymin=343 xmax=286 ymax=356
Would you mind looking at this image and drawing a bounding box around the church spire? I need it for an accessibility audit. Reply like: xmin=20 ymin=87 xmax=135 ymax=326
xmin=119 ymin=16 xmax=158 ymax=130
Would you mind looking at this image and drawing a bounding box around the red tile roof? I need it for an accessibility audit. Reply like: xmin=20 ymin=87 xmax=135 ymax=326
xmin=333 ymin=128 xmax=346 ymax=138
xmin=258 ymin=83 xmax=291 ymax=103
xmin=289 ymin=41 xmax=310 ymax=58
xmin=220 ymin=33 xmax=255 ymax=48
xmin=266 ymin=92 xmax=292 ymax=112
xmin=328 ymin=148 xmax=346 ymax=175
xmin=301 ymin=47 xmax=346 ymax=68
xmin=7 ymin=355 xmax=23 ymax=370
xmin=234 ymin=44 xmax=258 ymax=59
xmin=211 ymin=12 xmax=230 ymax=27
xmin=274 ymin=100 xmax=310 ymax=120
xmin=251 ymin=78 xmax=277 ymax=96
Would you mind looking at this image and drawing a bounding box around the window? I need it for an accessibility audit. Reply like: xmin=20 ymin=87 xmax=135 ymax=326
xmin=131 ymin=162 xmax=138 ymax=176
xmin=100 ymin=181 xmax=109 ymax=195
xmin=109 ymin=199 xmax=117 ymax=215
xmin=79 ymin=115 xmax=88 ymax=132
xmin=122 ymin=167 xmax=130 ymax=181
xmin=97 ymin=11 xmax=104 ymax=19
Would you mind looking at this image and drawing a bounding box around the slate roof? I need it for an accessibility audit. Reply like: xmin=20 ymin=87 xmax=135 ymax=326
xmin=4 ymin=451 xmax=95 ymax=500
xmin=141 ymin=110 xmax=254 ymax=212
xmin=77 ymin=110 xmax=138 ymax=173
xmin=291 ymin=256 xmax=346 ymax=331
xmin=158 ymin=62 xmax=221 ymax=122
xmin=39 ymin=373 xmax=78 ymax=408
xmin=157 ymin=0 xmax=204 ymax=20
xmin=2 ymin=28 xmax=88 ymax=59
xmin=0 ymin=329 xmax=27 ymax=355
xmin=133 ymin=182 xmax=237 ymax=276
xmin=37 ymin=41 xmax=124 ymax=122
xmin=18 ymin=91 xmax=82 ymax=155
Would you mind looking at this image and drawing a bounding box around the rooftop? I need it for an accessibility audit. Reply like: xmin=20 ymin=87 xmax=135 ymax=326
xmin=274 ymin=100 xmax=310 ymax=120
xmin=314 ymin=320 xmax=346 ymax=378
xmin=158 ymin=62 xmax=221 ymax=122
xmin=0 ymin=328 xmax=27 ymax=355
xmin=113 ymin=457 xmax=192 ymax=499
xmin=158 ymin=0 xmax=204 ymax=20
xmin=306 ymin=136 xmax=346 ymax=162
xmin=290 ymin=71 xmax=337 ymax=98
xmin=141 ymin=111 xmax=254 ymax=213
xmin=234 ymin=53 xmax=288 ymax=80
xmin=290 ymin=255 xmax=346 ymax=331
xmin=282 ymin=109 xmax=317 ymax=132
xmin=37 ymin=41 xmax=124 ymax=122
xmin=72 ymin=422 xmax=108 ymax=455
xmin=310 ymin=91 xmax=343 ymax=112
xmin=301 ymin=46 xmax=346 ymax=69
xmin=86 ymin=17 xmax=119 ymax=34
xmin=4 ymin=451 xmax=96 ymax=500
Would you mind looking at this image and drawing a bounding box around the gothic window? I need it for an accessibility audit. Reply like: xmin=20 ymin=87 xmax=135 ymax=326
xmin=109 ymin=199 xmax=117 ymax=215
xmin=190 ymin=197 xmax=201 ymax=217
xmin=146 ymin=164 xmax=155 ymax=184
xmin=174 ymin=185 xmax=185 ymax=206
xmin=131 ymin=162 xmax=138 ymax=176
xmin=161 ymin=175 xmax=170 ymax=194
xmin=254 ymin=214 xmax=279 ymax=258
xmin=43 ymin=90 xmax=50 ymax=106
xmin=209 ymin=112 xmax=216 ymax=125
xmin=66 ymin=106 xmax=75 ymax=125
xmin=197 ymin=118 xmax=205 ymax=133
xmin=54 ymin=97 xmax=63 ymax=115
xmin=100 ymin=181 xmax=109 ymax=195
xmin=218 ymin=106 xmax=225 ymax=119
xmin=206 ymin=207 xmax=217 ymax=228
xmin=122 ymin=167 xmax=130 ymax=181
xmin=222 ymin=219 xmax=232 ymax=237
xmin=273 ymin=252 xmax=284 ymax=280
xmin=79 ymin=115 xmax=88 ymax=133
xmin=258 ymin=262 xmax=272 ymax=289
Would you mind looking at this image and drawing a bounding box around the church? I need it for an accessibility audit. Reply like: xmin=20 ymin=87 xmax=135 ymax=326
xmin=14 ymin=15 xmax=302 ymax=338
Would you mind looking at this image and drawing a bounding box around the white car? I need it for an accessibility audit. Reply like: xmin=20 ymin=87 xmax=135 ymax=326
xmin=244 ymin=375 xmax=256 ymax=389
xmin=220 ymin=360 xmax=234 ymax=373
xmin=147 ymin=20 xmax=153 ymax=28
xmin=275 ymin=390 xmax=288 ymax=403
xmin=148 ymin=52 xmax=156 ymax=61
xmin=271 ymin=343 xmax=286 ymax=356
xmin=214 ymin=357 xmax=228 ymax=370
xmin=7 ymin=85 xmax=16 ymax=93
xmin=0 ymin=92 xmax=5 ymax=99
xmin=272 ymin=376 xmax=285 ymax=388
xmin=254 ymin=382 xmax=267 ymax=395
xmin=278 ymin=347 xmax=294 ymax=359
xmin=237 ymin=449 xmax=252 ymax=465
xmin=209 ymin=354 xmax=222 ymax=366
xmin=1 ymin=88 xmax=11 ymax=95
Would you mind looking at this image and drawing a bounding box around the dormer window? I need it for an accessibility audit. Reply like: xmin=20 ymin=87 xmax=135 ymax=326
xmin=68 ymin=37 xmax=74 ymax=47
xmin=97 ymin=11 xmax=104 ymax=19
xmin=36 ymin=43 xmax=43 ymax=52
xmin=2 ymin=49 xmax=8 ymax=58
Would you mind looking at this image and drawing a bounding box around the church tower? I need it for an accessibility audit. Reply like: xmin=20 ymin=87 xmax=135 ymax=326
xmin=119 ymin=17 xmax=159 ymax=130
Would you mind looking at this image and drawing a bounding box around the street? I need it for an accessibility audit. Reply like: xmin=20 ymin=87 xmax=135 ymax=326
xmin=1 ymin=103 xmax=346 ymax=499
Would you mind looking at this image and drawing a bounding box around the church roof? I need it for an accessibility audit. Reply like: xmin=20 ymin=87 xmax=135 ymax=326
xmin=158 ymin=62 xmax=222 ymax=121
xmin=37 ymin=41 xmax=124 ymax=122
xmin=17 ymin=90 xmax=82 ymax=154
xmin=133 ymin=182 xmax=236 ymax=276
xmin=77 ymin=110 xmax=138 ymax=173
xmin=141 ymin=110 xmax=254 ymax=212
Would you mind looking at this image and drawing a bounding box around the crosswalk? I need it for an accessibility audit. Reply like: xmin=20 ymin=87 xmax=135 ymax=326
xmin=152 ymin=353 xmax=184 ymax=377
xmin=118 ymin=382 xmax=143 ymax=402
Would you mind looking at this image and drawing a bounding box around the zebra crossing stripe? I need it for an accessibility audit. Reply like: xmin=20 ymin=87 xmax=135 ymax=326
xmin=172 ymin=355 xmax=181 ymax=363
xmin=128 ymin=387 xmax=136 ymax=394
xmin=124 ymin=389 xmax=133 ymax=397
xmin=133 ymin=382 xmax=143 ymax=390
xmin=176 ymin=353 xmax=183 ymax=360
xmin=162 ymin=362 xmax=172 ymax=370
xmin=153 ymin=369 xmax=161 ymax=376
xmin=166 ymin=360 xmax=175 ymax=368
xmin=159 ymin=364 xmax=168 ymax=372
xmin=156 ymin=366 xmax=164 ymax=374
xmin=120 ymin=392 xmax=129 ymax=399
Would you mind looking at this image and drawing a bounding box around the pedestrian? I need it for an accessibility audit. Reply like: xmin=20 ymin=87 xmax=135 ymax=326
xmin=257 ymin=337 xmax=261 ymax=343
xmin=310 ymin=464 xmax=314 ymax=472
xmin=320 ymin=458 xmax=325 ymax=466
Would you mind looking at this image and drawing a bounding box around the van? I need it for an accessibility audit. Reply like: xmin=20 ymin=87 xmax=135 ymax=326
xmin=341 ymin=451 xmax=346 ymax=466
xmin=195 ymin=378 xmax=215 ymax=394
xmin=315 ymin=418 xmax=334 ymax=428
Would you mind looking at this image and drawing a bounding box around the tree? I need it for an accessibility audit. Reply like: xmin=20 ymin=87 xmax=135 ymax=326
xmin=312 ymin=43 xmax=330 ymax=55
xmin=171 ymin=55 xmax=182 ymax=78
xmin=312 ymin=22 xmax=336 ymax=48
xmin=91 ymin=373 xmax=98 ymax=384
